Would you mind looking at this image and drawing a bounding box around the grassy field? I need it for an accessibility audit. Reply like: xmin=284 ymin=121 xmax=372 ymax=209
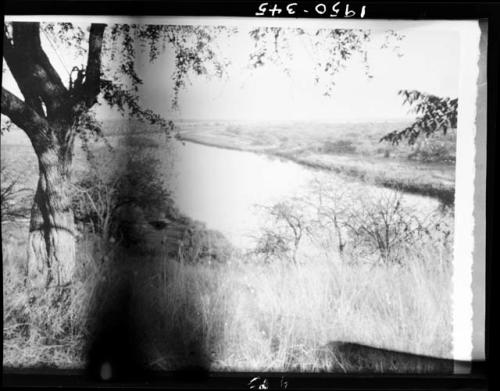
xmin=2 ymin=122 xmax=455 ymax=373
xmin=175 ymin=120 xmax=456 ymax=206
xmin=3 ymin=219 xmax=453 ymax=372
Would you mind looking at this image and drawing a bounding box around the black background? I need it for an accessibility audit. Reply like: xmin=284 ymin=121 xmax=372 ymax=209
xmin=2 ymin=1 xmax=497 ymax=390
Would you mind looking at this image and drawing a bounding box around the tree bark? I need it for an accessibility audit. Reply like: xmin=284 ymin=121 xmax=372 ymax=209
xmin=3 ymin=22 xmax=106 ymax=289
xmin=27 ymin=146 xmax=76 ymax=289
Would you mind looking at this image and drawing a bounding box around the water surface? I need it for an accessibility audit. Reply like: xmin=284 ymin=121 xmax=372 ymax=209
xmin=164 ymin=140 xmax=441 ymax=249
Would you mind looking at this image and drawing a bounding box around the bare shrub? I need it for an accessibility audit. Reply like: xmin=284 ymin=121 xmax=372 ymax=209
xmin=254 ymin=200 xmax=309 ymax=264
xmin=275 ymin=202 xmax=307 ymax=264
xmin=72 ymin=151 xmax=169 ymax=242
xmin=72 ymin=171 xmax=117 ymax=240
xmin=1 ymin=165 xmax=32 ymax=222
xmin=343 ymin=191 xmax=429 ymax=265
xmin=253 ymin=228 xmax=291 ymax=262
xmin=309 ymin=180 xmax=350 ymax=255
xmin=407 ymin=141 xmax=455 ymax=163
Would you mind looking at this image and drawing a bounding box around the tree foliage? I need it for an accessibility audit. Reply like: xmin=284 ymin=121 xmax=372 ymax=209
xmin=43 ymin=23 xmax=232 ymax=137
xmin=380 ymin=90 xmax=458 ymax=145
xmin=103 ymin=24 xmax=235 ymax=111
xmin=249 ymin=27 xmax=376 ymax=97
xmin=249 ymin=28 xmax=404 ymax=97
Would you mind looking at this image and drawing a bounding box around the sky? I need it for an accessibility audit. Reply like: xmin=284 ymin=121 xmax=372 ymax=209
xmin=136 ymin=27 xmax=460 ymax=122
xmin=2 ymin=18 xmax=461 ymax=124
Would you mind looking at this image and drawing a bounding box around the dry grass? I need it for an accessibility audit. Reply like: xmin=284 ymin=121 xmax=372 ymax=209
xmin=2 ymin=221 xmax=113 ymax=369
xmin=140 ymin=242 xmax=452 ymax=372
xmin=2 ymin=125 xmax=454 ymax=373
xmin=3 ymin=213 xmax=453 ymax=372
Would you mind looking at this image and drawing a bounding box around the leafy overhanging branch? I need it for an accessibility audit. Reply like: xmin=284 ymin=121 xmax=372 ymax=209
xmin=380 ymin=90 xmax=458 ymax=145
xmin=100 ymin=79 xmax=174 ymax=130
xmin=248 ymin=28 xmax=403 ymax=97
xmin=106 ymin=24 xmax=234 ymax=109
xmin=249 ymin=27 xmax=372 ymax=97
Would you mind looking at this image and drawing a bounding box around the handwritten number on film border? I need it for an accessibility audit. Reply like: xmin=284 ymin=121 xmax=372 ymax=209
xmin=255 ymin=2 xmax=367 ymax=18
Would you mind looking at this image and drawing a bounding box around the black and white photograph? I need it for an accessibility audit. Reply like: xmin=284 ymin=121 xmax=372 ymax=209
xmin=1 ymin=11 xmax=486 ymax=380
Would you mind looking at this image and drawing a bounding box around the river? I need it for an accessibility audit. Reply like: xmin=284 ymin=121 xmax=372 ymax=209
xmin=162 ymin=139 xmax=442 ymax=249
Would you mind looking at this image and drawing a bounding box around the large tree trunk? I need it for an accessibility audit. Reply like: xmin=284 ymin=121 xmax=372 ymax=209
xmin=27 ymin=147 xmax=76 ymax=289
xmin=2 ymin=22 xmax=106 ymax=289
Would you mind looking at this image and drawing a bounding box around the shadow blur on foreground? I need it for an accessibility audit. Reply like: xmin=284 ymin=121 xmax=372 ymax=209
xmin=319 ymin=342 xmax=463 ymax=373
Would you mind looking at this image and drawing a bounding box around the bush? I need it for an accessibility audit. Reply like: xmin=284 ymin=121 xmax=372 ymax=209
xmin=321 ymin=140 xmax=357 ymax=154
xmin=253 ymin=229 xmax=291 ymax=262
xmin=407 ymin=142 xmax=455 ymax=163
xmin=178 ymin=225 xmax=233 ymax=264
xmin=72 ymin=151 xmax=170 ymax=242
xmin=309 ymin=181 xmax=349 ymax=255
xmin=375 ymin=146 xmax=393 ymax=158
xmin=1 ymin=165 xmax=32 ymax=222
xmin=253 ymin=201 xmax=311 ymax=264
xmin=343 ymin=191 xmax=429 ymax=265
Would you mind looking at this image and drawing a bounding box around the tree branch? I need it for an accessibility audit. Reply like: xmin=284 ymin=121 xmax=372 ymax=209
xmin=1 ymin=87 xmax=49 ymax=148
xmin=3 ymin=26 xmax=45 ymax=116
xmin=6 ymin=23 xmax=68 ymax=118
xmin=80 ymin=23 xmax=106 ymax=105
xmin=14 ymin=23 xmax=67 ymax=94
